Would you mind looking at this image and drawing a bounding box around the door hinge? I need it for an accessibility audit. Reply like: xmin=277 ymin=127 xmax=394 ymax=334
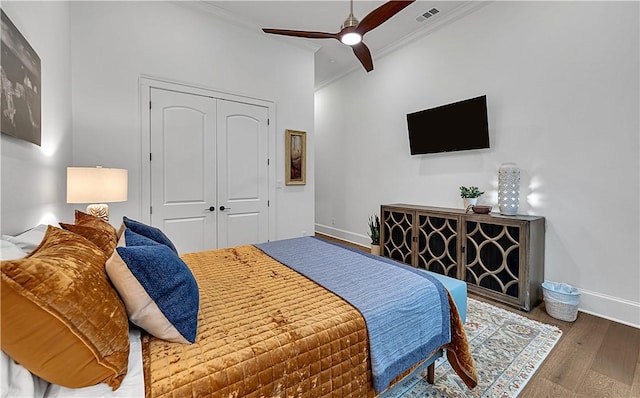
xmin=149 ymin=153 xmax=152 ymax=161
xmin=267 ymin=118 xmax=270 ymax=126
xmin=268 ymin=200 xmax=270 ymax=207
xmin=150 ymin=206 xmax=152 ymax=214
xmin=267 ymin=158 xmax=270 ymax=166
xmin=149 ymin=101 xmax=152 ymax=109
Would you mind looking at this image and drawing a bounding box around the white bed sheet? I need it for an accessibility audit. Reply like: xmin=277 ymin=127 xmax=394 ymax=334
xmin=2 ymin=225 xmax=48 ymax=254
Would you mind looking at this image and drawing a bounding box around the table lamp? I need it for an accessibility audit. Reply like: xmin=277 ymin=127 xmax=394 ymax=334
xmin=67 ymin=166 xmax=128 ymax=222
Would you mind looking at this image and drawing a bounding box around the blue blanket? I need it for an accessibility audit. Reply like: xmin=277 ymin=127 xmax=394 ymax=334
xmin=255 ymin=237 xmax=451 ymax=392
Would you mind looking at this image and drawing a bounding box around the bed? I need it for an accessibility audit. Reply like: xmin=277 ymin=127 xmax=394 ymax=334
xmin=1 ymin=213 xmax=477 ymax=398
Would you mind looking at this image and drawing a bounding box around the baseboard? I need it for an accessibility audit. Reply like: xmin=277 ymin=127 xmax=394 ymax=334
xmin=577 ymin=288 xmax=640 ymax=329
xmin=314 ymin=224 xmax=370 ymax=248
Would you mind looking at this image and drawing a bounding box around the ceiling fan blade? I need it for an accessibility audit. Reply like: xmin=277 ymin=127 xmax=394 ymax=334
xmin=352 ymin=42 xmax=374 ymax=72
xmin=262 ymin=28 xmax=337 ymax=40
xmin=356 ymin=1 xmax=415 ymax=35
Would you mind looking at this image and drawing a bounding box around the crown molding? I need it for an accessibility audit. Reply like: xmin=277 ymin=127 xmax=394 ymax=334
xmin=172 ymin=1 xmax=320 ymax=53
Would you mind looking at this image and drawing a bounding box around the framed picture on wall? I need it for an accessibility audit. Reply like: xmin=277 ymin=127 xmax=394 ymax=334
xmin=1 ymin=9 xmax=41 ymax=146
xmin=285 ymin=129 xmax=306 ymax=185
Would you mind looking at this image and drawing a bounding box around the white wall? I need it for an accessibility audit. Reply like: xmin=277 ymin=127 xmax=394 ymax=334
xmin=69 ymin=1 xmax=315 ymax=240
xmin=315 ymin=2 xmax=639 ymax=327
xmin=0 ymin=1 xmax=72 ymax=235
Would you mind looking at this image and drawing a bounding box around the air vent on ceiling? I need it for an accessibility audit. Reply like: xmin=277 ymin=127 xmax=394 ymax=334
xmin=416 ymin=8 xmax=440 ymax=22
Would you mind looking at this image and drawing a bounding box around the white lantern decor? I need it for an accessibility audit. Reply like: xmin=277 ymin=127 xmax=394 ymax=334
xmin=498 ymin=163 xmax=520 ymax=215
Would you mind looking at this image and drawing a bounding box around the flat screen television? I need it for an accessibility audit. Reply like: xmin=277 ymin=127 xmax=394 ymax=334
xmin=406 ymin=95 xmax=489 ymax=155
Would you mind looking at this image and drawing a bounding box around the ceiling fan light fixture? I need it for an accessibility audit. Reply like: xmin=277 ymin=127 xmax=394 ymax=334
xmin=341 ymin=32 xmax=362 ymax=45
xmin=261 ymin=0 xmax=416 ymax=72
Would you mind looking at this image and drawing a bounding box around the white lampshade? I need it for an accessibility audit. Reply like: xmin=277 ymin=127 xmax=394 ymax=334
xmin=67 ymin=167 xmax=128 ymax=221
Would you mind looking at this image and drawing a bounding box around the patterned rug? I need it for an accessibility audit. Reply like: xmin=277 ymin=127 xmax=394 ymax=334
xmin=381 ymin=298 xmax=562 ymax=398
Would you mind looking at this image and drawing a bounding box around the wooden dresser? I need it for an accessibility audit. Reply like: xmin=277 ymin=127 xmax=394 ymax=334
xmin=380 ymin=204 xmax=545 ymax=311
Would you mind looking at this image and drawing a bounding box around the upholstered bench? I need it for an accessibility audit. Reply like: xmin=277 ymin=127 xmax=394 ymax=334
xmin=423 ymin=270 xmax=468 ymax=323
xmin=386 ymin=269 xmax=468 ymax=389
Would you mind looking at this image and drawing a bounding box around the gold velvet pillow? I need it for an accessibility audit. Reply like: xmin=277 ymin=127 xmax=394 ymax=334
xmin=1 ymin=226 xmax=129 ymax=389
xmin=59 ymin=223 xmax=117 ymax=258
xmin=74 ymin=210 xmax=118 ymax=241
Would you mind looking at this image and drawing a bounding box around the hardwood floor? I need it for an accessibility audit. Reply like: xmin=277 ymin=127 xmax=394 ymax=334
xmin=476 ymin=295 xmax=640 ymax=398
xmin=315 ymin=233 xmax=640 ymax=397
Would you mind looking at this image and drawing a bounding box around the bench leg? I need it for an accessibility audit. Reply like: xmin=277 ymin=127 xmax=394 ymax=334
xmin=427 ymin=362 xmax=435 ymax=384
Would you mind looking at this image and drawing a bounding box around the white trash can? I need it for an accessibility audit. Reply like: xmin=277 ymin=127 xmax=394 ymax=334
xmin=542 ymin=281 xmax=580 ymax=322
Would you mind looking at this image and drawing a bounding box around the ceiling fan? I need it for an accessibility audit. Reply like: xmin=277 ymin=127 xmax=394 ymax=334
xmin=262 ymin=0 xmax=415 ymax=72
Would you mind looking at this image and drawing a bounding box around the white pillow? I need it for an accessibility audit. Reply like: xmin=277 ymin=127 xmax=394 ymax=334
xmin=0 ymin=240 xmax=27 ymax=261
xmin=1 ymin=350 xmax=48 ymax=398
xmin=2 ymin=225 xmax=48 ymax=253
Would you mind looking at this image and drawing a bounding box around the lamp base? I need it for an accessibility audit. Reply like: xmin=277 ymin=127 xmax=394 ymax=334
xmin=86 ymin=204 xmax=109 ymax=222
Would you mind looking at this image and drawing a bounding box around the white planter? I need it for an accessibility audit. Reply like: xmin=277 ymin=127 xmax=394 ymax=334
xmin=370 ymin=244 xmax=380 ymax=256
xmin=463 ymin=197 xmax=478 ymax=211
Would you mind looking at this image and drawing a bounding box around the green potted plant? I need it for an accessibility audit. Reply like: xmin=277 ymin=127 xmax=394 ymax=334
xmin=459 ymin=186 xmax=484 ymax=211
xmin=368 ymin=214 xmax=380 ymax=255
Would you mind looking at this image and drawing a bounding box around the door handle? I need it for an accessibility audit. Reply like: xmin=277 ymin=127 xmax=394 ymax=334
xmin=219 ymin=205 xmax=231 ymax=211
xmin=205 ymin=206 xmax=215 ymax=212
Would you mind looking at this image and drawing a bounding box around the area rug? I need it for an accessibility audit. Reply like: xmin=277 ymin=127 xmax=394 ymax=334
xmin=381 ymin=298 xmax=563 ymax=398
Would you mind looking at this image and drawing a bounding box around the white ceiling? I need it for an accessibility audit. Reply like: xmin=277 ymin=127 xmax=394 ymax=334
xmin=196 ymin=1 xmax=484 ymax=88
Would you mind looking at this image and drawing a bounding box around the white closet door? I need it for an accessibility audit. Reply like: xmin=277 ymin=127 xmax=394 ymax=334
xmin=150 ymin=87 xmax=217 ymax=254
xmin=149 ymin=88 xmax=270 ymax=253
xmin=216 ymin=99 xmax=270 ymax=248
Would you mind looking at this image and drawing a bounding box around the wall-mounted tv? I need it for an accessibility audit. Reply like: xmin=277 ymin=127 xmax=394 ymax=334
xmin=406 ymin=95 xmax=489 ymax=155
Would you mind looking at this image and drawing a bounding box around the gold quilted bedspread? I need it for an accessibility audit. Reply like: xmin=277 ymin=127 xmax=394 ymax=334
xmin=143 ymin=245 xmax=377 ymax=398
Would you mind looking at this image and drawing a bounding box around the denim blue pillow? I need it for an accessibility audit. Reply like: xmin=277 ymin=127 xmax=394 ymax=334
xmin=123 ymin=228 xmax=159 ymax=247
xmin=114 ymin=244 xmax=199 ymax=343
xmin=122 ymin=217 xmax=177 ymax=253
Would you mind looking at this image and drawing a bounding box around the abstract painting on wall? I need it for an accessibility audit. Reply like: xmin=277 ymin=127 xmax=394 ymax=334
xmin=1 ymin=9 xmax=41 ymax=146
xmin=285 ymin=129 xmax=306 ymax=185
